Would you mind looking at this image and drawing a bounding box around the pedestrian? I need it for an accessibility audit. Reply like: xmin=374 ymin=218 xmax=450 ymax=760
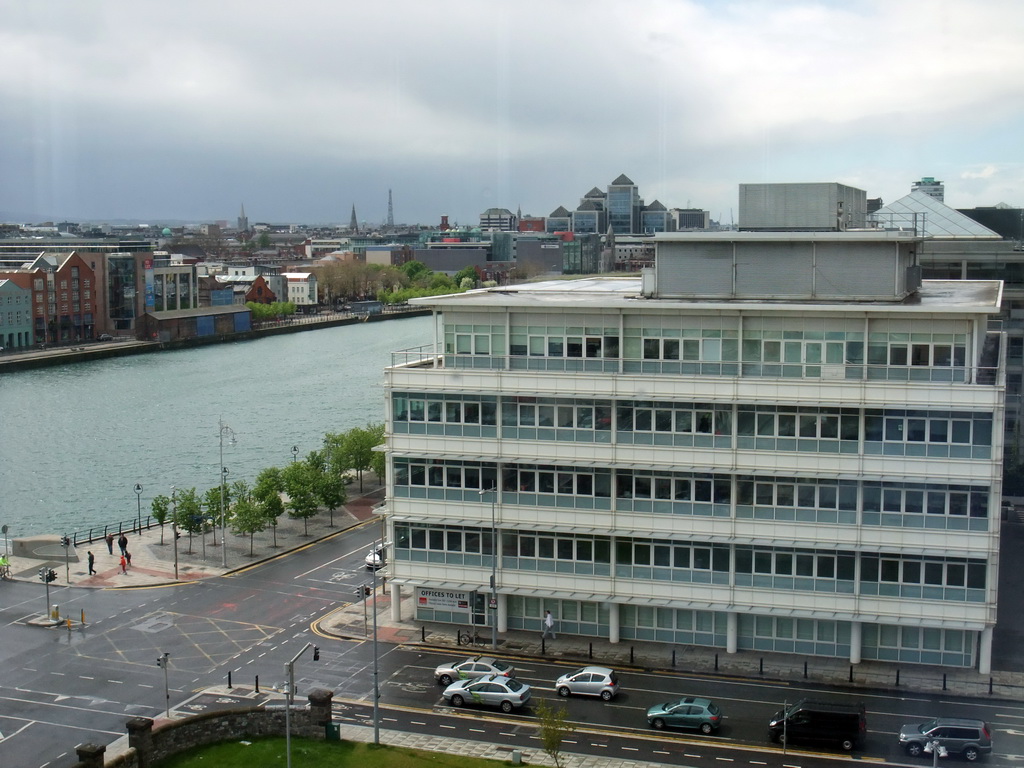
xmin=125 ymin=551 xmax=132 ymax=568
xmin=105 ymin=533 xmax=114 ymax=555
xmin=119 ymin=554 xmax=127 ymax=574
xmin=87 ymin=551 xmax=96 ymax=575
xmin=542 ymin=610 xmax=556 ymax=640
xmin=118 ymin=534 xmax=128 ymax=556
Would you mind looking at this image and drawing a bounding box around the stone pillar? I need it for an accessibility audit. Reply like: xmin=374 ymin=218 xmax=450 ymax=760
xmin=978 ymin=626 xmax=993 ymax=675
xmin=608 ymin=602 xmax=620 ymax=644
xmin=849 ymin=621 xmax=862 ymax=665
xmin=497 ymin=593 xmax=508 ymax=633
xmin=75 ymin=743 xmax=106 ymax=768
xmin=390 ymin=583 xmax=402 ymax=621
xmin=126 ymin=717 xmax=155 ymax=768
xmin=726 ymin=612 xmax=738 ymax=654
xmin=307 ymin=688 xmax=333 ymax=730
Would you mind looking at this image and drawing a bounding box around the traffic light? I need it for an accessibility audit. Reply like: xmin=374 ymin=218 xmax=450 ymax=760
xmin=38 ymin=567 xmax=46 ymax=582
xmin=46 ymin=569 xmax=57 ymax=583
xmin=60 ymin=536 xmax=70 ymax=548
xmin=363 ymin=585 xmax=372 ymax=596
xmin=312 ymin=645 xmax=320 ymax=661
xmin=157 ymin=652 xmax=169 ymax=667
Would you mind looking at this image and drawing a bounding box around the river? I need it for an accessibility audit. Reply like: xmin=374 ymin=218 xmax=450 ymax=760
xmin=0 ymin=314 xmax=433 ymax=538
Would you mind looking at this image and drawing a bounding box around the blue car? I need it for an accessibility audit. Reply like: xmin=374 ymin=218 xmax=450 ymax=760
xmin=647 ymin=696 xmax=723 ymax=733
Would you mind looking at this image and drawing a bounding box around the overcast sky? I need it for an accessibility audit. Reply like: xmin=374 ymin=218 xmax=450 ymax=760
xmin=3 ymin=0 xmax=1023 ymax=228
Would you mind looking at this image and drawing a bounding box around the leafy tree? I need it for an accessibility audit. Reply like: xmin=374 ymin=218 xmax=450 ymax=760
xmin=366 ymin=422 xmax=386 ymax=483
xmin=231 ymin=478 xmax=251 ymax=504
xmin=203 ymin=485 xmax=233 ymax=549
xmin=339 ymin=424 xmax=380 ymax=492
xmin=257 ymin=232 xmax=272 ymax=249
xmin=453 ymin=265 xmax=478 ymax=286
xmin=317 ymin=462 xmax=347 ymax=527
xmin=459 ymin=276 xmax=475 ymax=290
xmin=254 ymin=467 xmax=286 ymax=548
xmin=428 ymin=272 xmax=456 ymax=291
xmin=282 ymin=460 xmax=320 ymax=535
xmin=151 ymin=494 xmax=171 ymax=545
xmin=400 ymin=260 xmax=429 ymax=281
xmin=173 ymin=487 xmax=203 ymax=554
xmin=230 ymin=497 xmax=267 ymax=557
xmin=535 ymin=699 xmax=575 ymax=768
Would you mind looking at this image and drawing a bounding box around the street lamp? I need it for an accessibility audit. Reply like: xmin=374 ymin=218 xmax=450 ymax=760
xmin=284 ymin=642 xmax=319 ymax=768
xmin=291 ymin=444 xmax=298 ymax=463
xmin=170 ymin=486 xmax=178 ymax=581
xmin=219 ymin=418 xmax=236 ymax=569
xmin=134 ymin=483 xmax=143 ymax=533
xmin=478 ymin=486 xmax=498 ymax=650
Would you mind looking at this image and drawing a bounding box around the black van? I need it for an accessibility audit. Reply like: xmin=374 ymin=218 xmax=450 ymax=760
xmin=768 ymin=699 xmax=866 ymax=751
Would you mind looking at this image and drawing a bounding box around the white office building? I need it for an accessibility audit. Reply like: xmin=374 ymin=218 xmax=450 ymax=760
xmin=381 ymin=231 xmax=1005 ymax=672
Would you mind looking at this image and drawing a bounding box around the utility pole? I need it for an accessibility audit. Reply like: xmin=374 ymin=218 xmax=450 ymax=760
xmin=284 ymin=642 xmax=320 ymax=768
xmin=157 ymin=652 xmax=170 ymax=718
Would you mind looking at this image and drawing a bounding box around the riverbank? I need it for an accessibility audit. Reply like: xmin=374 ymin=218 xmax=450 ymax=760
xmin=0 ymin=306 xmax=430 ymax=373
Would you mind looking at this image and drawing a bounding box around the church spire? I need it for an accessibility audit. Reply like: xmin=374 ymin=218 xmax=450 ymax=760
xmin=349 ymin=204 xmax=358 ymax=233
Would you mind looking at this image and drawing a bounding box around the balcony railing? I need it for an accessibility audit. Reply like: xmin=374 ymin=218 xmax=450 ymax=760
xmin=390 ymin=346 xmax=1002 ymax=386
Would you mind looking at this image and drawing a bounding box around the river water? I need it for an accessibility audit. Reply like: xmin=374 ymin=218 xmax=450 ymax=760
xmin=0 ymin=315 xmax=433 ymax=538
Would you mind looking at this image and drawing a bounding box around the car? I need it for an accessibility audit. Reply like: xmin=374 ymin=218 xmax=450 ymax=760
xmin=647 ymin=696 xmax=722 ymax=733
xmin=899 ymin=718 xmax=992 ymax=762
xmin=768 ymin=699 xmax=866 ymax=751
xmin=442 ymin=674 xmax=531 ymax=712
xmin=434 ymin=656 xmax=515 ymax=686
xmin=555 ymin=666 xmax=620 ymax=700
xmin=97 ymin=333 xmax=114 ymax=341
xmin=364 ymin=543 xmax=386 ymax=569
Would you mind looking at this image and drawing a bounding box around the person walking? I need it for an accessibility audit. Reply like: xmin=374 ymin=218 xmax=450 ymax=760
xmin=125 ymin=551 xmax=132 ymax=569
xmin=541 ymin=610 xmax=556 ymax=640
xmin=119 ymin=554 xmax=127 ymax=574
xmin=118 ymin=534 xmax=128 ymax=556
xmin=105 ymin=533 xmax=114 ymax=555
xmin=87 ymin=551 xmax=96 ymax=575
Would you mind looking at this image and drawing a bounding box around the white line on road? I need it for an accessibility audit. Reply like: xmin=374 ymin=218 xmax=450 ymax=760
xmin=622 ymin=747 xmax=639 ymax=752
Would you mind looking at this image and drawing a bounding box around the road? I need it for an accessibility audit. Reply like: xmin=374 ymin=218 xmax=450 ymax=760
xmin=2 ymin=521 xmax=1023 ymax=767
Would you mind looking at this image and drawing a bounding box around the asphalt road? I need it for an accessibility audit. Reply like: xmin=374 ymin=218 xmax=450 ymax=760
xmin=3 ymin=521 xmax=1024 ymax=768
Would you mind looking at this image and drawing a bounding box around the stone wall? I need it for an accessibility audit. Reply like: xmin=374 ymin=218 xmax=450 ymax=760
xmin=70 ymin=689 xmax=333 ymax=768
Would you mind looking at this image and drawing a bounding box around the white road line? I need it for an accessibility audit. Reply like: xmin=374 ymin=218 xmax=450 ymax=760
xmin=470 ymin=728 xmax=485 ymax=733
xmin=622 ymin=747 xmax=639 ymax=752
xmin=685 ymin=754 xmax=702 ymax=758
xmin=654 ymin=751 xmax=670 ymax=755
xmin=411 ymin=721 xmax=426 ymax=726
xmin=440 ymin=725 xmax=456 ymax=729
xmin=716 ymin=758 xmax=734 ymax=762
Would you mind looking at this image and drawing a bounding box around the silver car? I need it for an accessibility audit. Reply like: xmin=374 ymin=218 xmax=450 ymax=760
xmin=434 ymin=655 xmax=516 ymax=686
xmin=555 ymin=666 xmax=620 ymax=700
xmin=442 ymin=674 xmax=532 ymax=712
xmin=899 ymin=718 xmax=992 ymax=762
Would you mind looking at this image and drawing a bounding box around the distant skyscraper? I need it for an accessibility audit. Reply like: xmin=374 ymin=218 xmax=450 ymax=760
xmin=912 ymin=177 xmax=945 ymax=203
xmin=387 ymin=190 xmax=395 ymax=228
xmin=237 ymin=203 xmax=249 ymax=233
xmin=607 ymin=174 xmax=641 ymax=234
xmin=349 ymin=204 xmax=359 ymax=234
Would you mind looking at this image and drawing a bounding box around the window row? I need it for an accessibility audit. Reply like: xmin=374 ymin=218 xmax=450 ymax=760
xmin=393 ymin=395 xmax=498 ymax=426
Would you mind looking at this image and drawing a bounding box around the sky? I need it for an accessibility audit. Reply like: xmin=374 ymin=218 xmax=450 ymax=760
xmin=2 ymin=0 xmax=1023 ymax=228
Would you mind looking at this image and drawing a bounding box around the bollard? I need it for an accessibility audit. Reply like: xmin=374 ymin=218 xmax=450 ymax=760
xmin=989 ymin=677 xmax=994 ymax=695
xmin=542 ymin=637 xmax=546 ymax=654
xmin=803 ymin=661 xmax=807 ymax=679
xmin=255 ymin=675 xmax=260 ymax=693
xmin=849 ymin=665 xmax=854 ymax=683
xmin=759 ymin=657 xmax=763 ymax=674
xmin=715 ymin=653 xmax=719 ymax=671
xmin=896 ymin=669 xmax=900 ymax=687
xmin=942 ymin=673 xmax=947 ymax=691
xmin=630 ymin=646 xmax=634 ymax=664
xmin=589 ymin=642 xmax=593 ymax=659
xmin=66 ymin=618 xmax=72 ymax=631
xmin=672 ymin=650 xmax=676 ymax=667
xmin=81 ymin=609 xmax=86 ymax=625
xmin=228 ymin=671 xmax=232 ymax=688
xmin=422 ymin=626 xmax=426 ymax=642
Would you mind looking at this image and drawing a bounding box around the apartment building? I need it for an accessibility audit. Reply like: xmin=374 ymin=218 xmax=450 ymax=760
xmin=381 ymin=230 xmax=1005 ymax=672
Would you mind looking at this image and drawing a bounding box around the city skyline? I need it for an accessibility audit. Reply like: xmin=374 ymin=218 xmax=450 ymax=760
xmin=3 ymin=0 xmax=1023 ymax=226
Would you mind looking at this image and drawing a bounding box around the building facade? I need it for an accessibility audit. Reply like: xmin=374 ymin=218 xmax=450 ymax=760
xmin=0 ymin=279 xmax=33 ymax=349
xmin=381 ymin=231 xmax=1005 ymax=672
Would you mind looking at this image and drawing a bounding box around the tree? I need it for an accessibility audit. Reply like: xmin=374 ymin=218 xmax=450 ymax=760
xmin=257 ymin=232 xmax=271 ymax=249
xmin=366 ymin=422 xmax=386 ymax=483
xmin=317 ymin=461 xmax=347 ymax=527
xmin=254 ymin=467 xmax=286 ymax=548
xmin=535 ymin=699 xmax=575 ymax=768
xmin=340 ymin=424 xmax=383 ymax=492
xmin=453 ymin=265 xmax=478 ymax=287
xmin=400 ymin=260 xmax=430 ymax=282
xmin=173 ymin=487 xmax=203 ymax=554
xmin=282 ymin=460 xmax=320 ymax=535
xmin=202 ymin=485 xmax=232 ymax=548
xmin=151 ymin=494 xmax=171 ymax=545
xmin=230 ymin=497 xmax=267 ymax=557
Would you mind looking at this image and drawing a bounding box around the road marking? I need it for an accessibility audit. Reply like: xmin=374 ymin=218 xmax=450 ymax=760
xmin=622 ymin=747 xmax=639 ymax=752
xmin=501 ymin=732 xmax=516 ymax=737
xmin=716 ymin=758 xmax=734 ymax=762
xmin=654 ymin=751 xmax=670 ymax=755
xmin=751 ymin=762 xmax=768 ymax=765
xmin=685 ymin=754 xmax=702 ymax=758
xmin=440 ymin=725 xmax=456 ymax=729
xmin=470 ymin=728 xmax=485 ymax=733
xmin=411 ymin=721 xmax=426 ymax=726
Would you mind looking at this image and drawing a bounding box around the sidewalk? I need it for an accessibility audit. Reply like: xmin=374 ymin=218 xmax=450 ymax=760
xmin=2 ymin=482 xmax=384 ymax=591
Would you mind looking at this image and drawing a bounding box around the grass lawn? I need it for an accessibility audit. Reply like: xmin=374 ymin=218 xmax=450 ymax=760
xmin=156 ymin=738 xmax=516 ymax=768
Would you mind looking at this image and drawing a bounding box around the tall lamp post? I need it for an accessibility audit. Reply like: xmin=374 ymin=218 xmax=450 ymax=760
xmin=291 ymin=444 xmax=298 ymax=463
xmin=478 ymin=486 xmax=498 ymax=649
xmin=134 ymin=483 xmax=143 ymax=533
xmin=219 ymin=419 xmax=236 ymax=569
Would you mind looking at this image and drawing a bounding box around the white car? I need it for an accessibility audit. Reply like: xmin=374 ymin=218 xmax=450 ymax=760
xmin=364 ymin=543 xmax=386 ymax=569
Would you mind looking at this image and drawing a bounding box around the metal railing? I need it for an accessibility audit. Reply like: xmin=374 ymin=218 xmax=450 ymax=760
xmin=69 ymin=515 xmax=160 ymax=546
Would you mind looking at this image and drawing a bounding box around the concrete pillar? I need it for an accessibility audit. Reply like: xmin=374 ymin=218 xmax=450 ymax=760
xmin=75 ymin=743 xmax=106 ymax=768
xmin=390 ymin=583 xmax=402 ymax=621
xmin=849 ymin=621 xmax=862 ymax=665
xmin=497 ymin=593 xmax=508 ymax=634
xmin=609 ymin=602 xmax=620 ymax=644
xmin=126 ymin=717 xmax=154 ymax=768
xmin=726 ymin=612 xmax=738 ymax=654
xmin=978 ymin=626 xmax=993 ymax=675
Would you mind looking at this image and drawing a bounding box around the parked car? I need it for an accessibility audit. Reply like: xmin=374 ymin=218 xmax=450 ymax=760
xmin=442 ymin=674 xmax=531 ymax=712
xmin=768 ymin=699 xmax=866 ymax=751
xmin=364 ymin=543 xmax=386 ymax=569
xmin=647 ymin=696 xmax=722 ymax=733
xmin=899 ymin=718 xmax=992 ymax=762
xmin=97 ymin=334 xmax=114 ymax=341
xmin=434 ymin=656 xmax=515 ymax=685
xmin=555 ymin=666 xmax=619 ymax=700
